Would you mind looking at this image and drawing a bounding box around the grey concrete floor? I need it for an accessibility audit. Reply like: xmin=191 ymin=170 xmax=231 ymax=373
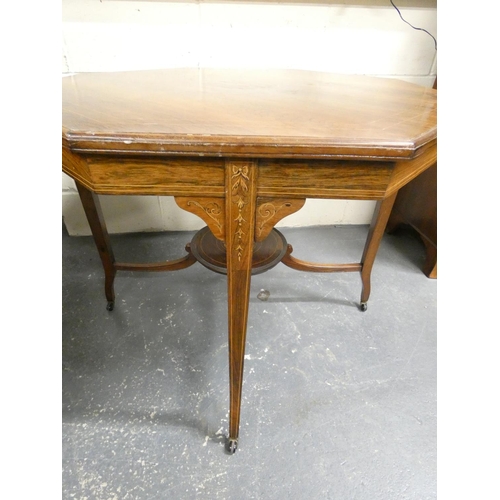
xmin=62 ymin=223 xmax=436 ymax=500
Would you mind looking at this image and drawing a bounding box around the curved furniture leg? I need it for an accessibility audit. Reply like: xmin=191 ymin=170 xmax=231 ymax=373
xmin=76 ymin=182 xmax=117 ymax=311
xmin=359 ymin=193 xmax=397 ymax=311
xmin=225 ymin=160 xmax=257 ymax=453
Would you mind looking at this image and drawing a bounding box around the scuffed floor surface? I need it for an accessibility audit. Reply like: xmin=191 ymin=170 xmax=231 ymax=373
xmin=62 ymin=224 xmax=436 ymax=500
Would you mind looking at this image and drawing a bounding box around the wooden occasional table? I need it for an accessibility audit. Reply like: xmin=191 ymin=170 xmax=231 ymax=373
xmin=62 ymin=69 xmax=437 ymax=453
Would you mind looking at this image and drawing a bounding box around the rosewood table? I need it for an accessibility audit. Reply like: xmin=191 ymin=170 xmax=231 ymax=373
xmin=62 ymin=68 xmax=437 ymax=453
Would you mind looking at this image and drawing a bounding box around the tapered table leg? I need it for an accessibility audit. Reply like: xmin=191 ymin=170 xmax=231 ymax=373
xmin=76 ymin=182 xmax=117 ymax=311
xmin=224 ymin=160 xmax=257 ymax=453
xmin=359 ymin=192 xmax=397 ymax=311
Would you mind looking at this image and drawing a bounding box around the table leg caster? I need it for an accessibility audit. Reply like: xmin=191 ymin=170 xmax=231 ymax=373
xmin=360 ymin=302 xmax=367 ymax=312
xmin=225 ymin=438 xmax=238 ymax=454
xmin=106 ymin=301 xmax=114 ymax=311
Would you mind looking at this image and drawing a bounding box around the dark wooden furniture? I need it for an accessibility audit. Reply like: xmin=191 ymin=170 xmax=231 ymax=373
xmin=62 ymin=69 xmax=437 ymax=453
xmin=386 ymin=163 xmax=437 ymax=278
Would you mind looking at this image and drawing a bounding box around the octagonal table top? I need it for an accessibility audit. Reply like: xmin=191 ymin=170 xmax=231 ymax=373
xmin=62 ymin=68 xmax=437 ymax=160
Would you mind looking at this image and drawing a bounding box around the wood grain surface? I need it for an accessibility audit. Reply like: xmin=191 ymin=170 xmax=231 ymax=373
xmin=63 ymin=68 xmax=436 ymax=159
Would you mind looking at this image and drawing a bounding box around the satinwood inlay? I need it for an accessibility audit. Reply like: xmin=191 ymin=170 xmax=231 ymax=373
xmin=175 ymin=197 xmax=225 ymax=240
xmin=255 ymin=198 xmax=306 ymax=241
xmin=231 ymin=165 xmax=251 ymax=261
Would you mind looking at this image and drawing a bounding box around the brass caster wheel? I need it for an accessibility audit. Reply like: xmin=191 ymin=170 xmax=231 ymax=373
xmin=225 ymin=439 xmax=238 ymax=454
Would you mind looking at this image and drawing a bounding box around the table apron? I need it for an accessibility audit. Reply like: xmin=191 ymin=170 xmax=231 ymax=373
xmin=63 ymin=150 xmax=402 ymax=201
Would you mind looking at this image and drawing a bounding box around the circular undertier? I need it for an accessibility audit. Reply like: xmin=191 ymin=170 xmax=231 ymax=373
xmin=190 ymin=226 xmax=287 ymax=275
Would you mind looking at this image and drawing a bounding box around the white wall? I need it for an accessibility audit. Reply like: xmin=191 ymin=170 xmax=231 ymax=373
xmin=62 ymin=0 xmax=437 ymax=235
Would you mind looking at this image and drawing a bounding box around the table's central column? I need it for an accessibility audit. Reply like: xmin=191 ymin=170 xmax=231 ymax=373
xmin=225 ymin=159 xmax=258 ymax=454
